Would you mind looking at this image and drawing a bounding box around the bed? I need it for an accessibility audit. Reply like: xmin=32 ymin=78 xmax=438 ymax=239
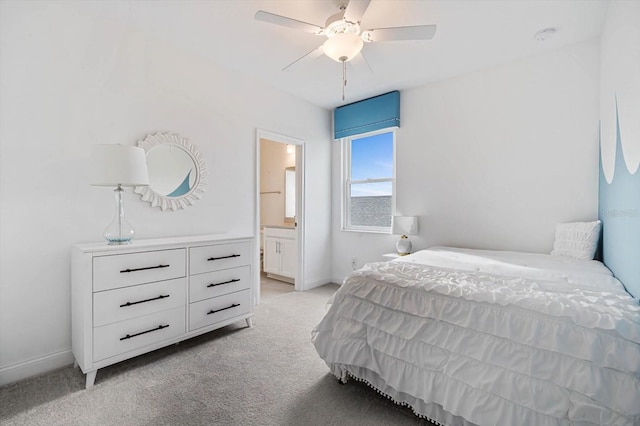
xmin=312 ymin=246 xmax=640 ymax=425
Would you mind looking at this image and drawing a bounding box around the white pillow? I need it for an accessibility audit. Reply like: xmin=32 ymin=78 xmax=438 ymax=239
xmin=551 ymin=220 xmax=601 ymax=260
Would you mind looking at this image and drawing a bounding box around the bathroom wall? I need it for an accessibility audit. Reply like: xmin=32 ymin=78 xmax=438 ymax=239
xmin=260 ymin=139 xmax=296 ymax=227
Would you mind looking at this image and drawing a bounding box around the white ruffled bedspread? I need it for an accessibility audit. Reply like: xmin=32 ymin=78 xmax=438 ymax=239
xmin=312 ymin=247 xmax=640 ymax=426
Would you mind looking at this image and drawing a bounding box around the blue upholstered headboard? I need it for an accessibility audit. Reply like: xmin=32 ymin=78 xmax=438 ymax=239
xmin=598 ymin=102 xmax=640 ymax=299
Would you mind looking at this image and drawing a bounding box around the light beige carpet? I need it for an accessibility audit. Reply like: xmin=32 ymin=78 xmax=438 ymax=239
xmin=0 ymin=283 xmax=434 ymax=425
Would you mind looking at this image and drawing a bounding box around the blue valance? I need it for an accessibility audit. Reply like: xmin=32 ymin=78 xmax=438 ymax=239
xmin=333 ymin=91 xmax=400 ymax=139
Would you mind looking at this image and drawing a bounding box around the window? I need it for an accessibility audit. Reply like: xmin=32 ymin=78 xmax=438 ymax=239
xmin=342 ymin=128 xmax=395 ymax=232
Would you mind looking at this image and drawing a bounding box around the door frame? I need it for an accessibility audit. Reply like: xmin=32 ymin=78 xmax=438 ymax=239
xmin=255 ymin=129 xmax=305 ymax=305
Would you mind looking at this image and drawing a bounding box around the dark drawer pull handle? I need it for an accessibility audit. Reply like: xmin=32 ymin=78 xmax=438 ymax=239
xmin=207 ymin=303 xmax=240 ymax=315
xmin=120 ymin=294 xmax=170 ymax=307
xmin=207 ymin=279 xmax=240 ymax=288
xmin=120 ymin=324 xmax=169 ymax=341
xmin=120 ymin=264 xmax=170 ymax=273
xmin=207 ymin=254 xmax=240 ymax=261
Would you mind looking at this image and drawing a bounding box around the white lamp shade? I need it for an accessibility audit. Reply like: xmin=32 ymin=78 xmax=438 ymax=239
xmin=323 ymin=33 xmax=364 ymax=62
xmin=91 ymin=144 xmax=150 ymax=187
xmin=391 ymin=216 xmax=418 ymax=236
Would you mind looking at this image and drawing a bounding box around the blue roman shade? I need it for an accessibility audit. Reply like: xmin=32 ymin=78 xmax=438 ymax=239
xmin=333 ymin=91 xmax=400 ymax=139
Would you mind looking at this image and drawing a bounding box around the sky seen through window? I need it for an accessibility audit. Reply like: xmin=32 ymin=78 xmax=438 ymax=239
xmin=350 ymin=132 xmax=393 ymax=197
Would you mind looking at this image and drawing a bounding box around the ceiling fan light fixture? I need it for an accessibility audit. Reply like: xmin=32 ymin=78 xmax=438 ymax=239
xmin=323 ymin=32 xmax=364 ymax=62
xmin=254 ymin=2 xmax=437 ymax=102
xmin=324 ymin=16 xmax=360 ymax=38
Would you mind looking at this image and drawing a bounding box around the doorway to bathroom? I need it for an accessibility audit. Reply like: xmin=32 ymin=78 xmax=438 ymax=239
xmin=255 ymin=130 xmax=304 ymax=305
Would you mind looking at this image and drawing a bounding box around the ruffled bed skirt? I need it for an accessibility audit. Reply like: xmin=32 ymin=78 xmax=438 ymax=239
xmin=330 ymin=363 xmax=475 ymax=426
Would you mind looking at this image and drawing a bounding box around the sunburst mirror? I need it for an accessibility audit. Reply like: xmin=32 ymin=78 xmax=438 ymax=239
xmin=134 ymin=132 xmax=207 ymax=211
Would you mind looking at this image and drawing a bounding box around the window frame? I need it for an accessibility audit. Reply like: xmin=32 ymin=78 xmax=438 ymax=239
xmin=341 ymin=127 xmax=397 ymax=233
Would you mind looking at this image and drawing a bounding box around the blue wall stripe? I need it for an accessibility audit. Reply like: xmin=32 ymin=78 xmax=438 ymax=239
xmin=598 ymin=98 xmax=640 ymax=299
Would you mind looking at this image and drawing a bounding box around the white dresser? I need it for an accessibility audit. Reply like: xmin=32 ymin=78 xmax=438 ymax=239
xmin=72 ymin=234 xmax=254 ymax=388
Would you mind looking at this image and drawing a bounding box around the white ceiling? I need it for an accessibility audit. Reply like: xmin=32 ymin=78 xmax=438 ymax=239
xmin=72 ymin=0 xmax=609 ymax=109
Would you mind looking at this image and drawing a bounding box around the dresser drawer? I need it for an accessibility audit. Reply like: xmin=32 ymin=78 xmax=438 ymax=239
xmin=189 ymin=289 xmax=251 ymax=331
xmin=93 ymin=306 xmax=185 ymax=362
xmin=93 ymin=249 xmax=186 ymax=291
xmin=94 ymin=278 xmax=186 ymax=327
xmin=190 ymin=243 xmax=251 ymax=275
xmin=189 ymin=266 xmax=250 ymax=303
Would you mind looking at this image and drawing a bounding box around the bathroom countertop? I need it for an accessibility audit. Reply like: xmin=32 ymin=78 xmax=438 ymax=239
xmin=263 ymin=224 xmax=295 ymax=230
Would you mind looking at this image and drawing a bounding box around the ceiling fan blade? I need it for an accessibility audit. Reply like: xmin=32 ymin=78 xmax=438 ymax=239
xmin=282 ymin=46 xmax=325 ymax=71
xmin=255 ymin=10 xmax=323 ymax=34
xmin=343 ymin=0 xmax=371 ymax=24
xmin=349 ymin=52 xmax=373 ymax=74
xmin=363 ymin=25 xmax=437 ymax=42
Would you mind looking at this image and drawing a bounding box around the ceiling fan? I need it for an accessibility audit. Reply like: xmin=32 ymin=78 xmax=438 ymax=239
xmin=255 ymin=0 xmax=437 ymax=101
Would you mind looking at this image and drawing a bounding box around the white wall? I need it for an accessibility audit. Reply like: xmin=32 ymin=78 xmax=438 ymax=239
xmin=332 ymin=39 xmax=600 ymax=282
xmin=599 ymin=0 xmax=640 ymax=178
xmin=0 ymin=1 xmax=331 ymax=384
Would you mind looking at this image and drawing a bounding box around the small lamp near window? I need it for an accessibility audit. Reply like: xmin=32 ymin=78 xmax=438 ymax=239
xmin=91 ymin=144 xmax=149 ymax=245
xmin=391 ymin=216 xmax=418 ymax=256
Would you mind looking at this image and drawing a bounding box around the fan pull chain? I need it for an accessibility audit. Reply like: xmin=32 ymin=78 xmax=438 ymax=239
xmin=341 ymin=57 xmax=347 ymax=101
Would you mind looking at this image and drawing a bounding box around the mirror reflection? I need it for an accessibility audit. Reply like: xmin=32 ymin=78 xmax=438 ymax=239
xmin=285 ymin=167 xmax=296 ymax=221
xmin=147 ymin=145 xmax=196 ymax=197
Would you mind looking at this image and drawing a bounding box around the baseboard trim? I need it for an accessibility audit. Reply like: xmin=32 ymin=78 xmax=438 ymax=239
xmin=303 ymin=277 xmax=334 ymax=291
xmin=0 ymin=349 xmax=74 ymax=386
xmin=331 ymin=276 xmax=346 ymax=286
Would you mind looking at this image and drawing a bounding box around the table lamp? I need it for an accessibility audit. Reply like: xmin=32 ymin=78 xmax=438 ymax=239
xmin=391 ymin=216 xmax=418 ymax=255
xmin=91 ymin=144 xmax=149 ymax=245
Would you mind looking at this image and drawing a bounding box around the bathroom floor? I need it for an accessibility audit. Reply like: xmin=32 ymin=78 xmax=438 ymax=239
xmin=260 ymin=271 xmax=295 ymax=300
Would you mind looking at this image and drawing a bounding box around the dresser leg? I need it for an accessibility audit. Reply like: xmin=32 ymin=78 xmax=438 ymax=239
xmin=245 ymin=317 xmax=253 ymax=327
xmin=85 ymin=370 xmax=97 ymax=389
